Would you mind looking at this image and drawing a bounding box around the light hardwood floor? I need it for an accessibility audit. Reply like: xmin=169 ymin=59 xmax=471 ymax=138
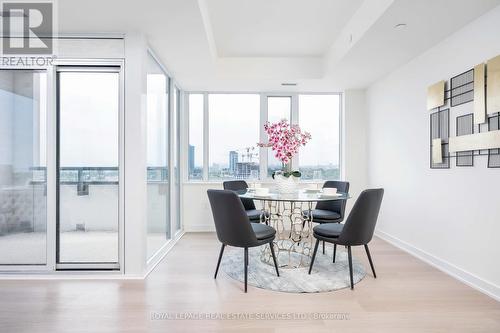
xmin=0 ymin=233 xmax=499 ymax=332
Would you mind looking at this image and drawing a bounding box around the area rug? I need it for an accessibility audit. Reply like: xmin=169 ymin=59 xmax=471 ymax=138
xmin=220 ymin=245 xmax=366 ymax=293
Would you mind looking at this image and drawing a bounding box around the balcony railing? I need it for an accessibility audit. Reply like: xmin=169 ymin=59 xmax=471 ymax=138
xmin=29 ymin=166 xmax=169 ymax=185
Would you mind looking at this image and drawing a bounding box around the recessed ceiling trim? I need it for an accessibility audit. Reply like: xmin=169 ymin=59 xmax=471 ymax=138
xmin=324 ymin=0 xmax=395 ymax=72
xmin=197 ymin=0 xmax=218 ymax=59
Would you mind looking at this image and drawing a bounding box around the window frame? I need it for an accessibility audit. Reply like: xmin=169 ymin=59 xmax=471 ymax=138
xmin=56 ymin=65 xmax=123 ymax=269
xmin=296 ymin=93 xmax=343 ymax=181
xmin=145 ymin=47 xmax=186 ymax=266
xmin=145 ymin=50 xmax=171 ymax=261
xmin=184 ymin=92 xmax=343 ymax=183
xmin=207 ymin=93 xmax=261 ymax=181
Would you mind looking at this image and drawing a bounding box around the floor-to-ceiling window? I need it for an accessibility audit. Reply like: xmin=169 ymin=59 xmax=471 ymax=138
xmin=0 ymin=70 xmax=47 ymax=265
xmin=186 ymin=92 xmax=341 ymax=182
xmin=57 ymin=68 xmax=120 ymax=266
xmin=146 ymin=53 xmax=170 ymax=259
xmin=208 ymin=94 xmax=260 ymax=180
xmin=298 ymin=94 xmax=341 ymax=180
xmin=188 ymin=94 xmax=204 ymax=180
xmin=0 ymin=50 xmax=183 ymax=273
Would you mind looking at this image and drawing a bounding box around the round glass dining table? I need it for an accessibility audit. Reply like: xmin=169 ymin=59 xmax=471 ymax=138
xmin=237 ymin=189 xmax=350 ymax=268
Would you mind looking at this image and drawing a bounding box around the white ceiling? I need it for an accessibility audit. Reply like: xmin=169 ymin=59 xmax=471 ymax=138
xmin=206 ymin=0 xmax=363 ymax=57
xmin=58 ymin=0 xmax=500 ymax=91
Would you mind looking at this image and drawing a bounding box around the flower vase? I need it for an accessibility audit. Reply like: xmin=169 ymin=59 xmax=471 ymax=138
xmin=274 ymin=173 xmax=299 ymax=194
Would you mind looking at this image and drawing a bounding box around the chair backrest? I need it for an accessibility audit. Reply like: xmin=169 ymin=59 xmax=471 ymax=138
xmin=316 ymin=181 xmax=350 ymax=219
xmin=338 ymin=188 xmax=384 ymax=246
xmin=207 ymin=189 xmax=258 ymax=247
xmin=222 ymin=180 xmax=256 ymax=211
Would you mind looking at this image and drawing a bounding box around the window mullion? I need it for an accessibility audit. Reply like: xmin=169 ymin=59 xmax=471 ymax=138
xmin=203 ymin=93 xmax=209 ymax=181
xmin=259 ymin=93 xmax=267 ymax=180
xmin=291 ymin=93 xmax=299 ymax=171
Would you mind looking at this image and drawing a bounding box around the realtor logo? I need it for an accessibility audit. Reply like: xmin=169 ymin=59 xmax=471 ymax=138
xmin=1 ymin=1 xmax=54 ymax=54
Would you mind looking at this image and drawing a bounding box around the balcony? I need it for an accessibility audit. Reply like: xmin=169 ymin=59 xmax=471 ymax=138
xmin=0 ymin=167 xmax=169 ymax=265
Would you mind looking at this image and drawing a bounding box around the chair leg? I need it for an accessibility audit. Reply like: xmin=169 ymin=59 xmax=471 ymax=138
xmin=364 ymin=244 xmax=376 ymax=278
xmin=333 ymin=244 xmax=337 ymax=263
xmin=214 ymin=244 xmax=225 ymax=279
xmin=322 ymin=240 xmax=325 ymax=254
xmin=347 ymin=246 xmax=354 ymax=290
xmin=270 ymin=242 xmax=280 ymax=277
xmin=244 ymin=247 xmax=248 ymax=293
xmin=308 ymin=239 xmax=320 ymax=274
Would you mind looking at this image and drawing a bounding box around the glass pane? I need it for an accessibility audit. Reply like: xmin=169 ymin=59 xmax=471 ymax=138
xmin=174 ymin=88 xmax=181 ymax=233
xmin=298 ymin=94 xmax=341 ymax=180
xmin=0 ymin=70 xmax=47 ymax=265
xmin=58 ymin=71 xmax=119 ymax=264
xmin=188 ymin=94 xmax=203 ymax=180
xmin=146 ymin=54 xmax=170 ymax=259
xmin=267 ymin=96 xmax=291 ymax=176
xmin=208 ymin=94 xmax=260 ymax=180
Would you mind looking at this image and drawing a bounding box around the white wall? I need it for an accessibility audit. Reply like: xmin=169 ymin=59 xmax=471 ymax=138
xmin=344 ymin=89 xmax=368 ymax=211
xmin=183 ymin=183 xmax=220 ymax=232
xmin=367 ymin=6 xmax=500 ymax=300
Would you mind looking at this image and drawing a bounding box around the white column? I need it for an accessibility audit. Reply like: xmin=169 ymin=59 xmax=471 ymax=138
xmin=123 ymin=33 xmax=148 ymax=276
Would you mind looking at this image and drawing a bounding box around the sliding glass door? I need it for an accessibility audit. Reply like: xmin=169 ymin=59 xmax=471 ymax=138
xmin=146 ymin=53 xmax=170 ymax=260
xmin=0 ymin=70 xmax=47 ymax=266
xmin=57 ymin=67 xmax=121 ymax=268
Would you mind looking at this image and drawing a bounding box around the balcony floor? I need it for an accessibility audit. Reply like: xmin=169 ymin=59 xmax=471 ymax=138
xmin=0 ymin=231 xmax=118 ymax=264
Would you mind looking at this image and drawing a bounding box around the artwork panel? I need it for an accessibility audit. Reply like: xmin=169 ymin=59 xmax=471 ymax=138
xmin=432 ymin=138 xmax=443 ymax=164
xmin=487 ymin=55 xmax=500 ymax=115
xmin=427 ymin=80 xmax=445 ymax=110
xmin=473 ymin=63 xmax=486 ymax=124
xmin=449 ymin=130 xmax=500 ymax=152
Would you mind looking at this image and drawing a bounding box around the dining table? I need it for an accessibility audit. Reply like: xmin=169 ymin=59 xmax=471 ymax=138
xmin=237 ymin=188 xmax=350 ymax=269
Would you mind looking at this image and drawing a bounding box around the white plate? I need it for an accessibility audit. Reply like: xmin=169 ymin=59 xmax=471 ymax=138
xmin=304 ymin=189 xmax=321 ymax=193
xmin=253 ymin=194 xmax=271 ymax=198
xmin=320 ymin=193 xmax=341 ymax=198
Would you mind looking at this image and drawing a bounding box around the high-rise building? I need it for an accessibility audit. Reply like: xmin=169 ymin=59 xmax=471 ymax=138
xmin=229 ymin=151 xmax=238 ymax=174
xmin=236 ymin=162 xmax=259 ymax=179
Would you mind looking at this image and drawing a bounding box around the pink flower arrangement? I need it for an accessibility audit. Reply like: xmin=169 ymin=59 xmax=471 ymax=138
xmin=257 ymin=119 xmax=312 ymax=166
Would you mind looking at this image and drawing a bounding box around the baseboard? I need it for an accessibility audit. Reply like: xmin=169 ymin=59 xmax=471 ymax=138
xmin=375 ymin=229 xmax=500 ymax=302
xmin=184 ymin=224 xmax=215 ymax=232
xmin=0 ymin=271 xmax=144 ymax=280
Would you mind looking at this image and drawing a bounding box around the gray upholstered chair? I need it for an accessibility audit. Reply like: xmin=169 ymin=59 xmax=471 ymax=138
xmin=304 ymin=181 xmax=350 ymax=254
xmin=207 ymin=189 xmax=279 ymax=293
xmin=308 ymin=188 xmax=384 ymax=290
xmin=223 ymin=180 xmax=267 ymax=223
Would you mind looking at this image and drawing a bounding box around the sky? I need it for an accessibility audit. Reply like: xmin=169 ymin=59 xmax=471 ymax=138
xmin=59 ymin=72 xmax=119 ymax=167
xmin=189 ymin=94 xmax=341 ymax=168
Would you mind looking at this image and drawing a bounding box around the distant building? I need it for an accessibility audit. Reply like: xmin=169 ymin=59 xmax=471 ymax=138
xmin=188 ymin=145 xmax=195 ymax=174
xmin=229 ymin=151 xmax=238 ymax=174
xmin=236 ymin=162 xmax=259 ymax=179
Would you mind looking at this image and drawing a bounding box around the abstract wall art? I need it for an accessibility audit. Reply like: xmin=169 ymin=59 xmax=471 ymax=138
xmin=428 ymin=54 xmax=500 ymax=169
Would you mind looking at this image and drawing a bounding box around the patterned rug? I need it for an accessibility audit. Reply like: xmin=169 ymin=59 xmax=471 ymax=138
xmin=220 ymin=245 xmax=366 ymax=293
